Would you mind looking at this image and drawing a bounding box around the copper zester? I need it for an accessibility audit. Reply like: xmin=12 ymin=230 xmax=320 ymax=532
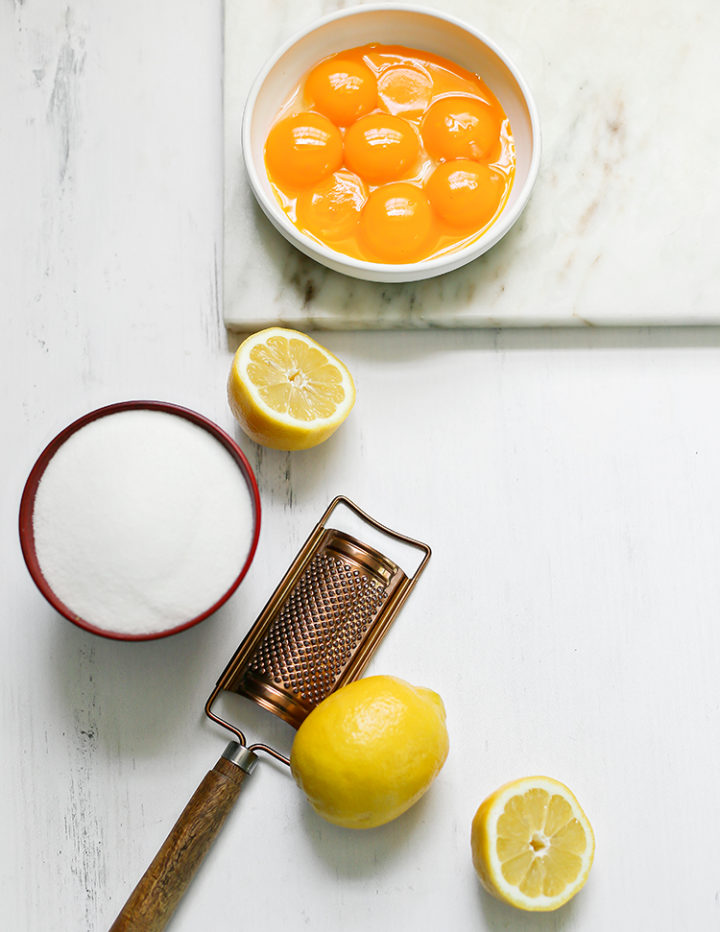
xmin=110 ymin=495 xmax=431 ymax=932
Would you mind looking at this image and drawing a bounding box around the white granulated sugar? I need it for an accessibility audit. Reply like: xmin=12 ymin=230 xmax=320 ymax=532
xmin=33 ymin=410 xmax=255 ymax=636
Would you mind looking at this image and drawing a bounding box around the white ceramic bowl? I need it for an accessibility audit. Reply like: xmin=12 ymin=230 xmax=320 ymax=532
xmin=242 ymin=4 xmax=540 ymax=283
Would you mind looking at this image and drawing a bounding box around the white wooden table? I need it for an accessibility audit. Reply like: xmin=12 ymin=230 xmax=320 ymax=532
xmin=3 ymin=2 xmax=720 ymax=930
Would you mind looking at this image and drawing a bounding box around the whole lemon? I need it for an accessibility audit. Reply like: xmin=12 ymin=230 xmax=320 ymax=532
xmin=290 ymin=675 xmax=449 ymax=829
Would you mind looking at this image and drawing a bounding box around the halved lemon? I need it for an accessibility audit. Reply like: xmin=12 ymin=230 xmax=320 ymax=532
xmin=228 ymin=328 xmax=356 ymax=451
xmin=471 ymin=776 xmax=595 ymax=912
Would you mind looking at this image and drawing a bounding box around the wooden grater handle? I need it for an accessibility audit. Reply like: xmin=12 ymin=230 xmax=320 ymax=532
xmin=109 ymin=743 xmax=257 ymax=932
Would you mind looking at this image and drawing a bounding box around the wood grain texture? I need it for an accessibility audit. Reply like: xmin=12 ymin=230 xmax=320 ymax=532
xmin=109 ymin=756 xmax=250 ymax=932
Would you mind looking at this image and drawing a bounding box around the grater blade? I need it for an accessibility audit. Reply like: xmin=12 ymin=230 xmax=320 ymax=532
xmin=220 ymin=528 xmax=406 ymax=728
xmin=206 ymin=496 xmax=431 ymax=750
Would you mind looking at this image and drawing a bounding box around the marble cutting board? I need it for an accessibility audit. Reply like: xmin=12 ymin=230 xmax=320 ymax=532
xmin=224 ymin=0 xmax=720 ymax=330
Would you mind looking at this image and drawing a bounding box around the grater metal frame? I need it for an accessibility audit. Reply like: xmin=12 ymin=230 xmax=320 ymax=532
xmin=205 ymin=495 xmax=431 ymax=764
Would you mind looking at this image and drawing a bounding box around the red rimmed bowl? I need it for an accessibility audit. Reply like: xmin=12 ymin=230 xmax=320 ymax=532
xmin=19 ymin=401 xmax=261 ymax=641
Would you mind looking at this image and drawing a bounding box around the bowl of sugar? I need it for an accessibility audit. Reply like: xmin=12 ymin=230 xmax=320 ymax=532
xmin=19 ymin=401 xmax=261 ymax=641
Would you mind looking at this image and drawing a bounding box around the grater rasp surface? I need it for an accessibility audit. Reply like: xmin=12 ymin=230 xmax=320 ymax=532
xmin=247 ymin=546 xmax=391 ymax=707
xmin=219 ymin=528 xmax=406 ymax=728
xmin=206 ymin=496 xmax=431 ymax=749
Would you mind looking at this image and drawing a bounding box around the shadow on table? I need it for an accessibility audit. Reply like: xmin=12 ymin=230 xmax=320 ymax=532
xmin=45 ymin=593 xmax=245 ymax=761
xmin=297 ymin=787 xmax=438 ymax=878
xmin=474 ymin=880 xmax=585 ymax=931
xmin=225 ymin=413 xmax=351 ymax=512
xmin=292 ymin=324 xmax=720 ymax=367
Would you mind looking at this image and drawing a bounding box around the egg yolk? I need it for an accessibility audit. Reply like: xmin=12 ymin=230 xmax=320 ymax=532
xmin=421 ymin=96 xmax=501 ymax=162
xmin=305 ymin=58 xmax=377 ymax=126
xmin=263 ymin=44 xmax=516 ymax=264
xmin=377 ymin=63 xmax=433 ymax=117
xmin=359 ymin=182 xmax=433 ymax=263
xmin=426 ymin=159 xmax=506 ymax=229
xmin=344 ymin=114 xmax=420 ymax=186
xmin=265 ymin=112 xmax=343 ymax=189
xmin=296 ymin=171 xmax=367 ymax=241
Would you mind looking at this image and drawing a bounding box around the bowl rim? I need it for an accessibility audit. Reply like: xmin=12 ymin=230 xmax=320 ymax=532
xmin=241 ymin=3 xmax=541 ymax=279
xmin=18 ymin=400 xmax=262 ymax=642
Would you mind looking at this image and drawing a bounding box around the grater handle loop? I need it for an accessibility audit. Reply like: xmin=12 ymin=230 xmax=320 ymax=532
xmin=321 ymin=495 xmax=432 ymax=579
xmin=204 ymin=682 xmax=247 ymax=747
xmin=247 ymin=742 xmax=291 ymax=767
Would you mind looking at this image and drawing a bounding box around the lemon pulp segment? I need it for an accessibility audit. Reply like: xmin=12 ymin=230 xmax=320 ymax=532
xmin=246 ymin=335 xmax=347 ymax=421
xmin=496 ymin=787 xmax=587 ymax=896
xmin=472 ymin=776 xmax=594 ymax=912
xmin=228 ymin=328 xmax=355 ymax=450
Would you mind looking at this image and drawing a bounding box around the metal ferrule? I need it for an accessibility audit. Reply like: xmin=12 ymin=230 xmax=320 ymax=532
xmin=222 ymin=741 xmax=258 ymax=774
